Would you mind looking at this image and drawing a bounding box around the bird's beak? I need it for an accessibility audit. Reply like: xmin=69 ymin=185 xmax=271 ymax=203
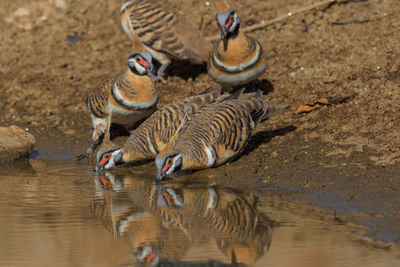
xmin=94 ymin=163 xmax=104 ymax=172
xmin=156 ymin=170 xmax=165 ymax=182
xmin=223 ymin=38 xmax=228 ymax=51
xmin=220 ymin=31 xmax=227 ymax=41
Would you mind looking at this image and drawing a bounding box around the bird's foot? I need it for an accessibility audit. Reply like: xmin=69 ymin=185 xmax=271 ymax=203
xmin=151 ymin=63 xmax=169 ymax=83
xmin=74 ymin=140 xmax=99 ymax=161
xmin=74 ymin=150 xmax=92 ymax=161
xmin=149 ymin=73 xmax=167 ymax=84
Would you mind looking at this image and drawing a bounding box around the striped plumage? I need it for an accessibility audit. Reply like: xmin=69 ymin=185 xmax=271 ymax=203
xmin=121 ymin=0 xmax=211 ymax=80
xmin=155 ymin=91 xmax=268 ymax=181
xmin=95 ymin=88 xmax=222 ymax=171
xmin=207 ymin=0 xmax=267 ymax=91
xmin=77 ymin=29 xmax=158 ymax=160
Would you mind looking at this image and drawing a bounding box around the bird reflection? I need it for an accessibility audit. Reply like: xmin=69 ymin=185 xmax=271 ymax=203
xmin=91 ymin=172 xmax=273 ymax=266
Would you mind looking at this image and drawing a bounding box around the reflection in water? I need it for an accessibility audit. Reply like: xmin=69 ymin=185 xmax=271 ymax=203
xmin=1 ymin=160 xmax=399 ymax=266
xmin=92 ymin=172 xmax=273 ymax=266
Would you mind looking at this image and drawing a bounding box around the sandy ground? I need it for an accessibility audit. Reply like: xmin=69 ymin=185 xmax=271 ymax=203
xmin=0 ymin=0 xmax=399 ymax=245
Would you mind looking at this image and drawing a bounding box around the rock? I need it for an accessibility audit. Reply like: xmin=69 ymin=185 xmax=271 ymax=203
xmin=0 ymin=126 xmax=35 ymax=164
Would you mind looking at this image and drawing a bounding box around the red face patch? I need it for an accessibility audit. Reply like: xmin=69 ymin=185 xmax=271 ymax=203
xmin=162 ymin=158 xmax=173 ymax=172
xmin=225 ymin=17 xmax=233 ymax=28
xmin=99 ymin=157 xmax=108 ymax=165
xmin=139 ymin=59 xmax=148 ymax=67
xmin=145 ymin=251 xmax=156 ymax=263
xmin=162 ymin=164 xmax=169 ymax=172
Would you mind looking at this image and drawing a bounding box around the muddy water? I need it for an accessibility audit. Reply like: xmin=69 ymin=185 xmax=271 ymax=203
xmin=0 ymin=159 xmax=399 ymax=267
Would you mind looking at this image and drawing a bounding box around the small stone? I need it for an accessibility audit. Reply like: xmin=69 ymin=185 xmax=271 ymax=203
xmin=66 ymin=35 xmax=82 ymax=44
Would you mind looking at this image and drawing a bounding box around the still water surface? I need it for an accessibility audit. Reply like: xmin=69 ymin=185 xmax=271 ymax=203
xmin=0 ymin=159 xmax=398 ymax=267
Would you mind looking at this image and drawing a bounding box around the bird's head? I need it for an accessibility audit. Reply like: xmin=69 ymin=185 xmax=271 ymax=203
xmin=155 ymin=153 xmax=183 ymax=182
xmin=216 ymin=9 xmax=240 ymax=41
xmin=94 ymin=148 xmax=123 ymax=172
xmin=128 ymin=51 xmax=155 ymax=76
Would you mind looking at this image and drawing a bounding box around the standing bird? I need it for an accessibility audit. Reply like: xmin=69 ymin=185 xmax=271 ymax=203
xmin=77 ymin=30 xmax=158 ymax=160
xmin=121 ymin=0 xmax=212 ymax=81
xmin=207 ymin=0 xmax=267 ymax=91
xmin=155 ymin=90 xmax=268 ymax=181
xmin=95 ymin=88 xmax=221 ymax=172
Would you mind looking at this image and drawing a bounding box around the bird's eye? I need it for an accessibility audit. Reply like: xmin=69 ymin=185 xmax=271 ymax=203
xmin=167 ymin=158 xmax=173 ymax=165
xmin=135 ymin=56 xmax=141 ymax=62
xmin=104 ymin=153 xmax=110 ymax=159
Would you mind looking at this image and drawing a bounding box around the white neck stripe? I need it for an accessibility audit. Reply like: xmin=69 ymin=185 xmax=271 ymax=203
xmin=208 ymin=63 xmax=267 ymax=86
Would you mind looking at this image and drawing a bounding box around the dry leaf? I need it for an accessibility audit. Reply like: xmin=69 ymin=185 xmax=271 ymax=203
xmin=296 ymin=95 xmax=352 ymax=114
xmin=296 ymin=103 xmax=323 ymax=113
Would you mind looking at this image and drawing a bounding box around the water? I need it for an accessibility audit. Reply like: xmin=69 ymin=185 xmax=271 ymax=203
xmin=0 ymin=159 xmax=399 ymax=267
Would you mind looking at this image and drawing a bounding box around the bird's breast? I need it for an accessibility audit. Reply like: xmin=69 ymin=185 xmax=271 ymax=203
xmin=208 ymin=33 xmax=267 ymax=86
xmin=111 ymin=77 xmax=158 ymax=111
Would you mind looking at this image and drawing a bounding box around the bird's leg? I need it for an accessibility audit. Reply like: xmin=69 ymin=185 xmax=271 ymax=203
xmin=151 ymin=60 xmax=170 ymax=83
xmin=75 ymin=120 xmax=106 ymax=160
xmin=157 ymin=63 xmax=169 ymax=80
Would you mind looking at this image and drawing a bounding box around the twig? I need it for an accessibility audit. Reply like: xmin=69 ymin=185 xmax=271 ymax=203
xmin=328 ymin=16 xmax=369 ymax=25
xmin=206 ymin=0 xmax=347 ymax=42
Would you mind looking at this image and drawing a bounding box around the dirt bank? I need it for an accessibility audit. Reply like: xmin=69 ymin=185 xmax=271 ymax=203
xmin=1 ymin=0 xmax=399 ymax=245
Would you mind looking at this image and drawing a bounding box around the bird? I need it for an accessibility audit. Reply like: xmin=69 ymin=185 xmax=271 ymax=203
xmin=77 ymin=29 xmax=158 ymax=160
xmin=120 ymin=0 xmax=212 ymax=81
xmin=94 ymin=87 xmax=222 ymax=172
xmin=155 ymin=90 xmax=268 ymax=181
xmin=207 ymin=0 xmax=267 ymax=91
